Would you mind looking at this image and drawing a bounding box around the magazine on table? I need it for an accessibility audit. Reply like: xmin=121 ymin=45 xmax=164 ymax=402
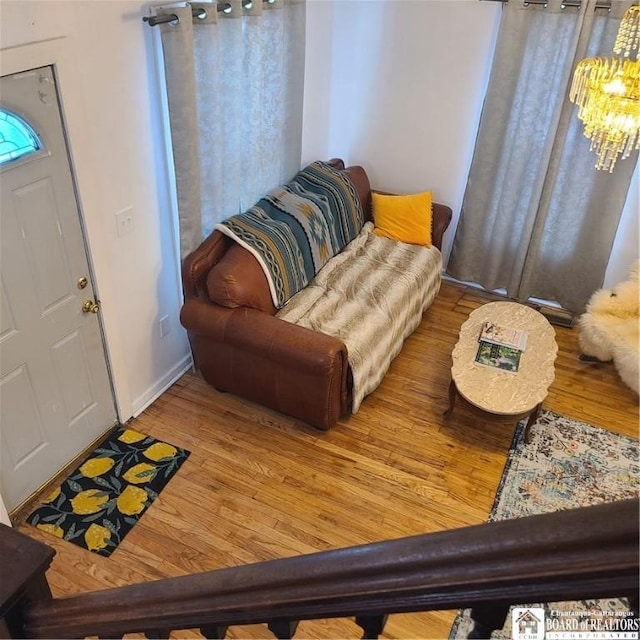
xmin=474 ymin=340 xmax=522 ymax=374
xmin=478 ymin=321 xmax=528 ymax=352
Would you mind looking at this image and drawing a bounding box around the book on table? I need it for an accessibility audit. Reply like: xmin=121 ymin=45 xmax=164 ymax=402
xmin=475 ymin=340 xmax=522 ymax=373
xmin=478 ymin=321 xmax=528 ymax=351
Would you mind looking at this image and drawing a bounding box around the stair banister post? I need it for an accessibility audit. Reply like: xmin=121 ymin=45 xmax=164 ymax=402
xmin=468 ymin=603 xmax=511 ymax=639
xmin=0 ymin=524 xmax=55 ymax=639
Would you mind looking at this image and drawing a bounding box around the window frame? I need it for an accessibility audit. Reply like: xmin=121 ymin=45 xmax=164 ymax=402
xmin=0 ymin=107 xmax=47 ymax=169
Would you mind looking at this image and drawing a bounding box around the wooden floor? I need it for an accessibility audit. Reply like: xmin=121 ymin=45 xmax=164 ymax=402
xmin=14 ymin=281 xmax=639 ymax=639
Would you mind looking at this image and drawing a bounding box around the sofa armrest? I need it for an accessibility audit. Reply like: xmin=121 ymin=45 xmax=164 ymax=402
xmin=432 ymin=203 xmax=453 ymax=252
xmin=180 ymin=300 xmax=350 ymax=429
xmin=182 ymin=231 xmax=232 ymax=299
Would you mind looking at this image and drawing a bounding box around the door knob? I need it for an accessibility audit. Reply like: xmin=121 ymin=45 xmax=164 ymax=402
xmin=82 ymin=300 xmax=100 ymax=313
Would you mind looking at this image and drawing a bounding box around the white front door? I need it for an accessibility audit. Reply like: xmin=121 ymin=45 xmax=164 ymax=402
xmin=0 ymin=66 xmax=117 ymax=511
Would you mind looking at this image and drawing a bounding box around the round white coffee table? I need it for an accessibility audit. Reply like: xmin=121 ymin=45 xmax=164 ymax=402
xmin=444 ymin=301 xmax=558 ymax=442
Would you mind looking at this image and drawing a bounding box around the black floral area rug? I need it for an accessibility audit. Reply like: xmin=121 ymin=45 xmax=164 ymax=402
xmin=27 ymin=425 xmax=190 ymax=557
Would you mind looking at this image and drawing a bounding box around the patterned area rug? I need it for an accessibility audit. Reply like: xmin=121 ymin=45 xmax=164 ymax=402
xmin=27 ymin=426 xmax=190 ymax=557
xmin=449 ymin=410 xmax=639 ymax=639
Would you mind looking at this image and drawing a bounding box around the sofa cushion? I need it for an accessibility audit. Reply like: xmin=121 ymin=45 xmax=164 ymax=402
xmin=206 ymin=242 xmax=276 ymax=314
xmin=372 ymin=190 xmax=433 ymax=247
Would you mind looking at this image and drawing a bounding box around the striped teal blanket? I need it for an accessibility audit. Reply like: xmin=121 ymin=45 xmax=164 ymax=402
xmin=215 ymin=161 xmax=364 ymax=308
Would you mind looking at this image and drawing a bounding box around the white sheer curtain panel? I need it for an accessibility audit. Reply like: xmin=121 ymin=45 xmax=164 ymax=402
xmin=447 ymin=0 xmax=638 ymax=313
xmin=157 ymin=0 xmax=305 ymax=258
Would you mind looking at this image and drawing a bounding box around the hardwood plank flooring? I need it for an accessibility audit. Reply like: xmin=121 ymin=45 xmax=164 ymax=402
xmin=13 ymin=281 xmax=639 ymax=639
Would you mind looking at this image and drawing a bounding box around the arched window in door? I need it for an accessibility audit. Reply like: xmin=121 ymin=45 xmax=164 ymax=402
xmin=0 ymin=109 xmax=42 ymax=164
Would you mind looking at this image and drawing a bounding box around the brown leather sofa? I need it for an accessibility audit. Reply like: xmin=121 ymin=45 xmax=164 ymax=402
xmin=180 ymin=159 xmax=452 ymax=430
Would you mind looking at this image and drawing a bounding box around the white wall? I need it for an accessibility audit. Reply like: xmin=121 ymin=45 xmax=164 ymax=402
xmin=302 ymin=0 xmax=638 ymax=277
xmin=0 ymin=1 xmax=192 ymax=421
xmin=302 ymin=0 xmax=502 ymax=262
xmin=604 ymin=164 xmax=639 ymax=287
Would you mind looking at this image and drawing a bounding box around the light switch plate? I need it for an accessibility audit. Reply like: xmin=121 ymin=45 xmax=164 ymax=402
xmin=115 ymin=207 xmax=134 ymax=237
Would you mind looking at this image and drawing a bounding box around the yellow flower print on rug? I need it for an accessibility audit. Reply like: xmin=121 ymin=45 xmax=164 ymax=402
xmin=26 ymin=425 xmax=190 ymax=557
xmin=36 ymin=523 xmax=65 ymax=538
xmin=144 ymin=442 xmax=177 ymax=461
xmin=122 ymin=463 xmax=157 ymax=485
xmin=116 ymin=486 xmax=149 ymax=516
xmin=118 ymin=428 xmax=147 ymax=444
xmin=71 ymin=489 xmax=110 ymax=515
xmin=85 ymin=524 xmax=112 ymax=552
xmin=79 ymin=457 xmax=115 ymax=478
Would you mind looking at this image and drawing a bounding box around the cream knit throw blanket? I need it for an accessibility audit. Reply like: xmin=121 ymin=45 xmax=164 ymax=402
xmin=277 ymin=222 xmax=442 ymax=412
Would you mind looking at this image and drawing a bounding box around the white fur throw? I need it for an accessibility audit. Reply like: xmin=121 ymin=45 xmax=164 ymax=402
xmin=277 ymin=222 xmax=442 ymax=411
xmin=578 ymin=260 xmax=639 ymax=393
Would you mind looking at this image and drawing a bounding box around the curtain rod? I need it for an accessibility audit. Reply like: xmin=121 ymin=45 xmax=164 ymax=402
xmin=480 ymin=0 xmax=613 ymax=8
xmin=143 ymin=0 xmax=276 ymax=26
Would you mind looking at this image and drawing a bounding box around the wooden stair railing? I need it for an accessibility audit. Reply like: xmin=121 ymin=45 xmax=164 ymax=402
xmin=1 ymin=499 xmax=637 ymax=639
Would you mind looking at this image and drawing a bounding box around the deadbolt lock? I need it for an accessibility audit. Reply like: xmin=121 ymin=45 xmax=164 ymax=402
xmin=82 ymin=299 xmax=100 ymax=314
xmin=77 ymin=277 xmax=88 ymax=290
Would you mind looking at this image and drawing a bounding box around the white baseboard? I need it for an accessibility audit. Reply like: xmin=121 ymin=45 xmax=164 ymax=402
xmin=0 ymin=494 xmax=10 ymax=526
xmin=131 ymin=354 xmax=194 ymax=418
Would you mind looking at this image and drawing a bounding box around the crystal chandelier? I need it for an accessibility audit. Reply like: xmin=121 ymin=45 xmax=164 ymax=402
xmin=569 ymin=5 xmax=640 ymax=172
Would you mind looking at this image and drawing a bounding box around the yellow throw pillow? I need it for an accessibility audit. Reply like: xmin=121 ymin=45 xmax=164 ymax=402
xmin=372 ymin=190 xmax=432 ymax=247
